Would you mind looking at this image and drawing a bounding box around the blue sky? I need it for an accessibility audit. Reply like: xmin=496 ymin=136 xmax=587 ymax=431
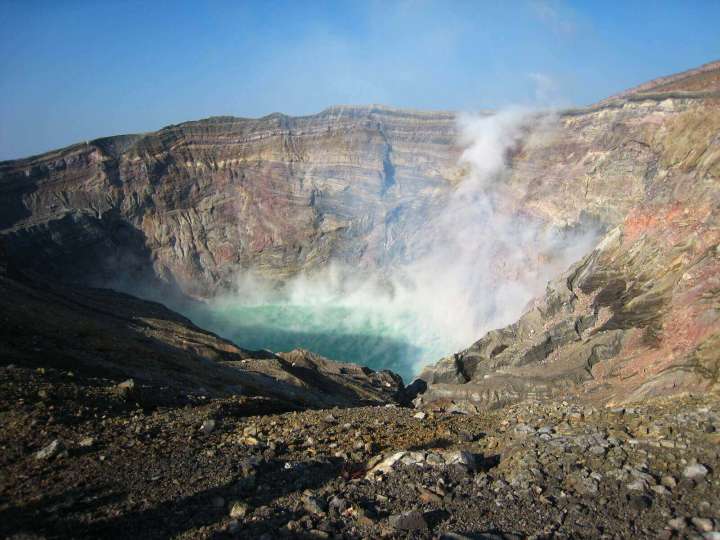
xmin=0 ymin=0 xmax=718 ymax=160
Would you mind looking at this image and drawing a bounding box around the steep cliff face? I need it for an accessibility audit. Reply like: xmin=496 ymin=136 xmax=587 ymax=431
xmin=0 ymin=91 xmax=680 ymax=299
xmin=1 ymin=62 xmax=718 ymax=407
xmin=0 ymin=86 xmax=709 ymax=299
xmin=0 ymin=106 xmax=461 ymax=298
xmin=419 ymin=62 xmax=720 ymax=407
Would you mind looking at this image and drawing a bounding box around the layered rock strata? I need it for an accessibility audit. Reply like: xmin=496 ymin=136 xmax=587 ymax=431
xmin=0 ymin=107 xmax=462 ymax=298
xmin=419 ymin=62 xmax=720 ymax=407
xmin=1 ymin=62 xmax=719 ymax=408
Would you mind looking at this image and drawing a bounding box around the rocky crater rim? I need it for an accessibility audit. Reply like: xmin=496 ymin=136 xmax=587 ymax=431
xmin=6 ymin=70 xmax=717 ymax=167
xmin=0 ymin=59 xmax=718 ymax=412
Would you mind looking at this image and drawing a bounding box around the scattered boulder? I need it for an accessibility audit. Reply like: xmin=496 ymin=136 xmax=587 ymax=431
xmin=228 ymin=500 xmax=249 ymax=519
xmin=388 ymin=510 xmax=428 ymax=531
xmin=199 ymin=419 xmax=216 ymax=435
xmin=683 ymin=464 xmax=709 ymax=479
xmin=115 ymin=379 xmax=136 ymax=399
xmin=78 ymin=437 xmax=94 ymax=448
xmin=302 ymin=493 xmax=326 ymax=515
xmin=366 ymin=450 xmax=476 ymax=479
xmin=661 ymin=475 xmax=677 ymax=488
xmin=691 ymin=517 xmax=714 ymax=533
xmin=35 ymin=440 xmax=64 ymax=460
xmin=444 ymin=450 xmax=476 ymax=471
xmin=668 ymin=517 xmax=686 ymax=531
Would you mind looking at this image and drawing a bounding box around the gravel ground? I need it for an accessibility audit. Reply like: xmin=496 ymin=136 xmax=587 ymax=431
xmin=1 ymin=364 xmax=719 ymax=539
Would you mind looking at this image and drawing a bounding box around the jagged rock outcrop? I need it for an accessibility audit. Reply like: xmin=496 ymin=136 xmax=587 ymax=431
xmin=0 ymin=251 xmax=403 ymax=410
xmin=418 ymin=61 xmax=720 ymax=408
xmin=0 ymin=106 xmax=462 ymax=298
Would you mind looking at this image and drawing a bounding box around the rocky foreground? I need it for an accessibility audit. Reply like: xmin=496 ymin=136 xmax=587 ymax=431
xmin=2 ymin=363 xmax=719 ymax=539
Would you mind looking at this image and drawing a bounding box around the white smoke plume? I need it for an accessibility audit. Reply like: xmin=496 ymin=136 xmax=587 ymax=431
xmin=197 ymin=108 xmax=599 ymax=381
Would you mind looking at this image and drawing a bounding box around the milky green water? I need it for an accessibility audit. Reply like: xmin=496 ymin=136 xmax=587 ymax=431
xmin=191 ymin=302 xmax=448 ymax=382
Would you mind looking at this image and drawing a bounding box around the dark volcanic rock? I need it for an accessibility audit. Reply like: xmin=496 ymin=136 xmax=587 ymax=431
xmin=2 ymin=374 xmax=718 ymax=539
xmin=389 ymin=510 xmax=428 ymax=531
xmin=0 ymin=253 xmax=403 ymax=411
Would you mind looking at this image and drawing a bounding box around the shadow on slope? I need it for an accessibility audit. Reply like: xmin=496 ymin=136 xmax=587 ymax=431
xmin=0 ymin=243 xmax=404 ymax=410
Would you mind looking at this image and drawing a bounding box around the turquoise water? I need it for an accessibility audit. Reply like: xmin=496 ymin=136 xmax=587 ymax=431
xmin=191 ymin=301 xmax=448 ymax=383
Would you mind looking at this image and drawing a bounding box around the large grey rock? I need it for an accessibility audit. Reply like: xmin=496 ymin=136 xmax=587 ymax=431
xmin=389 ymin=511 xmax=428 ymax=531
xmin=35 ymin=440 xmax=64 ymax=460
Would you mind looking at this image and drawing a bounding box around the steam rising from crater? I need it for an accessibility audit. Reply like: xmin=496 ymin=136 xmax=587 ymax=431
xmin=194 ymin=109 xmax=599 ymax=381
